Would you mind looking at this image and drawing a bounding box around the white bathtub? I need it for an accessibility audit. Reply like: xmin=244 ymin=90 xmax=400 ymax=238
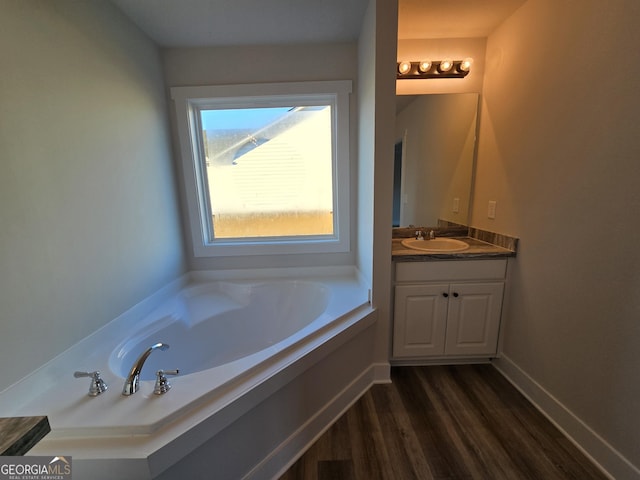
xmin=110 ymin=280 xmax=333 ymax=382
xmin=0 ymin=266 xmax=374 ymax=479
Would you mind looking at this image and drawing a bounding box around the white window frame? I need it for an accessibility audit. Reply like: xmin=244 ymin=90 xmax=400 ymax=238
xmin=171 ymin=80 xmax=352 ymax=257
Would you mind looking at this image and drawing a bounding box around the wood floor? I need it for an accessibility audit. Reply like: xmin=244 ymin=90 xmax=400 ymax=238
xmin=279 ymin=365 xmax=607 ymax=480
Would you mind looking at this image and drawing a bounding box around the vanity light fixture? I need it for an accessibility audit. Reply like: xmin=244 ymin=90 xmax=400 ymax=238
xmin=396 ymin=58 xmax=473 ymax=79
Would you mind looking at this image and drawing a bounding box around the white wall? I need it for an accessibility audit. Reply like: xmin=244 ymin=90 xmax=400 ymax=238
xmin=0 ymin=0 xmax=185 ymax=391
xmin=358 ymin=0 xmax=398 ymax=366
xmin=162 ymin=43 xmax=359 ymax=271
xmin=357 ymin=3 xmax=378 ymax=288
xmin=474 ymin=0 xmax=640 ymax=476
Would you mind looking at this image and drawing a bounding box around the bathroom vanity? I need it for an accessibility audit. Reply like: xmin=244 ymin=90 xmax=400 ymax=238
xmin=391 ymin=233 xmax=516 ymax=364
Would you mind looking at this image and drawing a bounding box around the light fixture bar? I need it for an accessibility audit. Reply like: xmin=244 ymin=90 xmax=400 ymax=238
xmin=396 ymin=59 xmax=472 ymax=79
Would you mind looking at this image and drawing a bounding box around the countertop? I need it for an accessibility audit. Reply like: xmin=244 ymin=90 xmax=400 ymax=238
xmin=392 ymin=236 xmax=516 ymax=261
xmin=0 ymin=416 xmax=50 ymax=455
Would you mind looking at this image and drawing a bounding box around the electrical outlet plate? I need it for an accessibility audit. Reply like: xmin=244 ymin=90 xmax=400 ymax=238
xmin=452 ymin=197 xmax=460 ymax=213
xmin=488 ymin=200 xmax=497 ymax=219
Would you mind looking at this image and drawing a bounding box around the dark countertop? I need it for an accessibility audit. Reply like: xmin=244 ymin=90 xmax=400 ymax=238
xmin=392 ymin=236 xmax=516 ymax=261
xmin=0 ymin=416 xmax=50 ymax=456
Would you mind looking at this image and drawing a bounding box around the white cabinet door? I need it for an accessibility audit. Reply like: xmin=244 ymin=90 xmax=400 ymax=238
xmin=393 ymin=284 xmax=449 ymax=357
xmin=444 ymin=282 xmax=504 ymax=356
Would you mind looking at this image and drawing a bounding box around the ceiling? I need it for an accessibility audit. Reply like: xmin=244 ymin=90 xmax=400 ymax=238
xmin=109 ymin=0 xmax=370 ymax=47
xmin=398 ymin=0 xmax=526 ymax=40
xmin=109 ymin=0 xmax=526 ymax=48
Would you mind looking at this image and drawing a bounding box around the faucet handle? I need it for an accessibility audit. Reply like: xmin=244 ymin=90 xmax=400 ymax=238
xmin=74 ymin=371 xmax=108 ymax=397
xmin=154 ymin=369 xmax=179 ymax=395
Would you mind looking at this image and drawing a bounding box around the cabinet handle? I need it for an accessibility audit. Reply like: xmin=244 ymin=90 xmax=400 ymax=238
xmin=453 ymin=292 xmax=459 ymax=298
xmin=442 ymin=293 xmax=449 ymax=298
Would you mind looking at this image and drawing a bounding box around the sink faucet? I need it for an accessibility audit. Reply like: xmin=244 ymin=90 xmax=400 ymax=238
xmin=122 ymin=342 xmax=169 ymax=396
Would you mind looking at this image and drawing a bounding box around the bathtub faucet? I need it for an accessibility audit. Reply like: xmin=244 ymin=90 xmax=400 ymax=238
xmin=122 ymin=342 xmax=169 ymax=396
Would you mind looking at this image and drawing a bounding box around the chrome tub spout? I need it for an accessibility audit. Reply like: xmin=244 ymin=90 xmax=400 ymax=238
xmin=122 ymin=342 xmax=169 ymax=396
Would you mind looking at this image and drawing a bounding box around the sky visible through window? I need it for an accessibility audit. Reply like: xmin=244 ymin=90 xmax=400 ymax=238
xmin=200 ymin=107 xmax=292 ymax=131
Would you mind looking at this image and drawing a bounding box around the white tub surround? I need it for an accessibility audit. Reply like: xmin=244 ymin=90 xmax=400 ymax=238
xmin=0 ymin=266 xmax=377 ymax=479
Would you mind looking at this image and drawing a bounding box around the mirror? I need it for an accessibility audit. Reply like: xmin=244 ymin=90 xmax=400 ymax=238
xmin=393 ymin=93 xmax=479 ymax=228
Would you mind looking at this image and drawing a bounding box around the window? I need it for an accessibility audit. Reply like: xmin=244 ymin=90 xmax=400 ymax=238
xmin=171 ymin=81 xmax=351 ymax=257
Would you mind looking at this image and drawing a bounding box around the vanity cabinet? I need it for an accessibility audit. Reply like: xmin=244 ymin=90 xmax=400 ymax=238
xmin=392 ymin=259 xmax=507 ymax=359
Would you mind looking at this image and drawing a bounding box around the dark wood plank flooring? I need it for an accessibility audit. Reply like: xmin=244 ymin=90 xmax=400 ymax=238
xmin=280 ymin=365 xmax=607 ymax=480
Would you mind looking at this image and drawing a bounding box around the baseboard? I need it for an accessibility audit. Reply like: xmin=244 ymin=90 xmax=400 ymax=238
xmin=247 ymin=362 xmax=389 ymax=479
xmin=492 ymin=355 xmax=640 ymax=480
xmin=391 ymin=357 xmax=492 ymax=367
xmin=371 ymin=361 xmax=391 ymax=384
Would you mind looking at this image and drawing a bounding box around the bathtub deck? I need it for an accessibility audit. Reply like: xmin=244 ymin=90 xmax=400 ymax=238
xmin=280 ymin=365 xmax=607 ymax=480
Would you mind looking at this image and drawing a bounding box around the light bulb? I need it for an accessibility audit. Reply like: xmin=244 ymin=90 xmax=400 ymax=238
xmin=439 ymin=59 xmax=453 ymax=72
xmin=398 ymin=61 xmax=412 ymax=75
xmin=418 ymin=60 xmax=432 ymax=73
xmin=459 ymin=57 xmax=474 ymax=72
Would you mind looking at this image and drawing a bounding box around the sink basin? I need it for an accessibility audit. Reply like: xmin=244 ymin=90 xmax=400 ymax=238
xmin=401 ymin=237 xmax=470 ymax=253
